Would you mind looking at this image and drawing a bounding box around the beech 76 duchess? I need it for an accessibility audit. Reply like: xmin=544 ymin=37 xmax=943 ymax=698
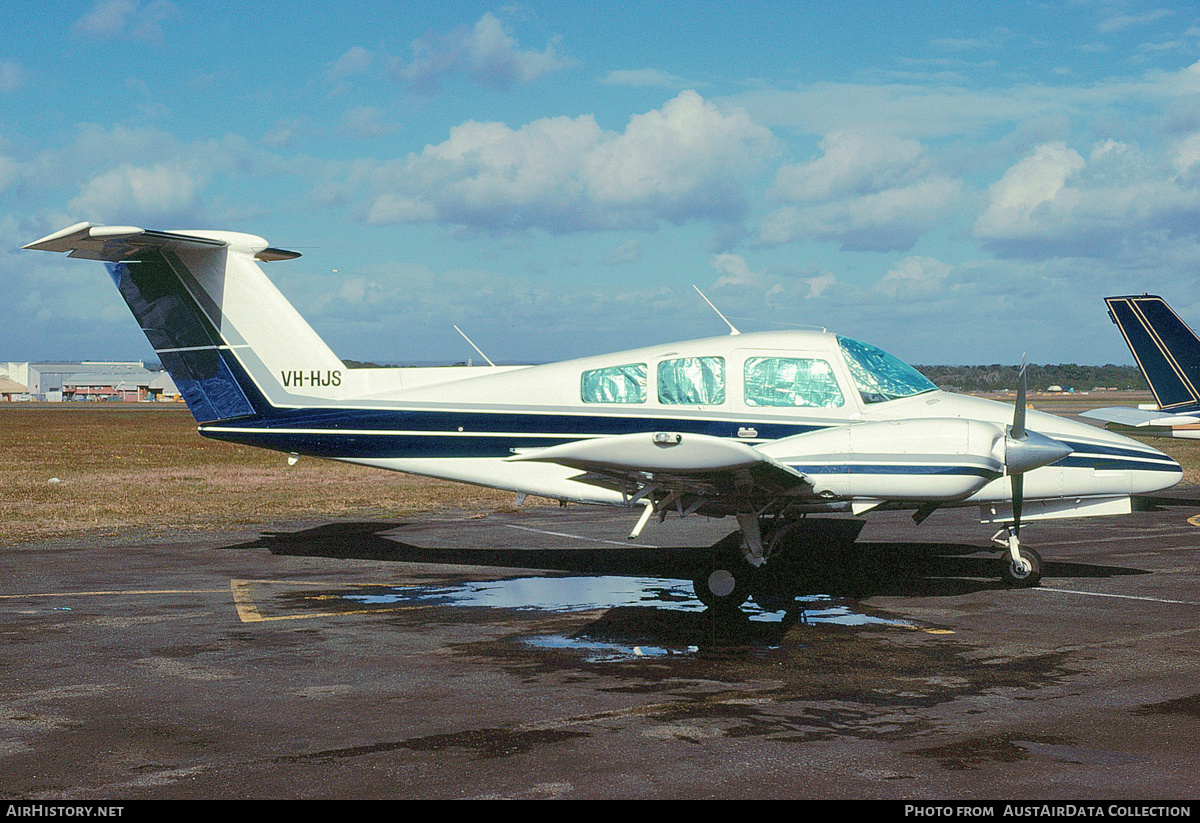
xmin=24 ymin=223 xmax=1183 ymax=608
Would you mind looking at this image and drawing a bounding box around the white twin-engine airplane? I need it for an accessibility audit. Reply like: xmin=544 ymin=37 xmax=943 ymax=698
xmin=24 ymin=223 xmax=1183 ymax=608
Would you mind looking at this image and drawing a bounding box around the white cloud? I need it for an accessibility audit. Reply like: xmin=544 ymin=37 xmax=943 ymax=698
xmin=0 ymin=155 xmax=18 ymax=193
xmin=604 ymin=239 xmax=642 ymax=264
xmin=973 ymin=139 xmax=1200 ymax=258
xmin=727 ymin=59 xmax=1200 ymax=140
xmin=771 ymin=132 xmax=928 ymax=201
xmin=72 ymin=0 xmax=175 ymax=42
xmin=0 ymin=62 xmax=24 ymax=92
xmin=328 ymin=46 xmax=373 ymax=83
xmin=1171 ymin=133 xmax=1200 ymax=178
xmin=69 ymin=162 xmax=206 ymax=223
xmin=393 ymin=12 xmax=574 ymax=94
xmin=974 ymin=142 xmax=1086 ymax=241
xmin=872 ymin=256 xmax=952 ymax=298
xmin=758 ymin=132 xmax=962 ymax=251
xmin=599 ymin=69 xmax=688 ymax=88
xmin=10 ymin=124 xmax=286 ymax=231
xmin=340 ymin=107 xmax=399 ymax=139
xmin=357 ymin=91 xmax=775 ymax=233
xmin=709 ymin=253 xmax=836 ymax=302
xmin=1097 ymin=10 xmax=1173 ymax=34
xmin=262 ymin=119 xmax=305 ymax=148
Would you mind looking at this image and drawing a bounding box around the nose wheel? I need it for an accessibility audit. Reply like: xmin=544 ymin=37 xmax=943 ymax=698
xmin=994 ymin=527 xmax=1043 ymax=588
xmin=1001 ymin=546 xmax=1043 ymax=587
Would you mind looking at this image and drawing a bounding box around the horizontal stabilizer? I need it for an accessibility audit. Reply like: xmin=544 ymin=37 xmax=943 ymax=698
xmin=1080 ymin=407 xmax=1200 ymax=428
xmin=23 ymin=222 xmax=300 ymax=262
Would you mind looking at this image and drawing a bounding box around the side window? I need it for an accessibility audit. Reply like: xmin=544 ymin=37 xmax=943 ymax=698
xmin=658 ymin=357 xmax=725 ymax=405
xmin=744 ymin=357 xmax=844 ymax=408
xmin=581 ymin=363 xmax=647 ymax=403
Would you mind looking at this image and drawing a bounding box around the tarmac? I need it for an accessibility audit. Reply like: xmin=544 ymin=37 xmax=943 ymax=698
xmin=4 ymin=492 xmax=1200 ymax=800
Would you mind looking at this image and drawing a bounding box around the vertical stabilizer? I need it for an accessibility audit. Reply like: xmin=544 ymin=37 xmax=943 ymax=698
xmin=1105 ymin=294 xmax=1200 ymax=412
xmin=24 ymin=222 xmax=346 ymax=422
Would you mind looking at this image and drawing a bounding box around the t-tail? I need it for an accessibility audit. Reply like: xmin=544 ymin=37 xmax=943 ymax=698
xmin=23 ymin=222 xmax=345 ymax=423
xmin=1105 ymin=294 xmax=1200 ymax=413
xmin=1081 ymin=295 xmax=1200 ymax=438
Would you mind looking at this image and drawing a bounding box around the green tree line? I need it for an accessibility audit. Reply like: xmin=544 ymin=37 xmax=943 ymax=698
xmin=914 ymin=364 xmax=1148 ymax=392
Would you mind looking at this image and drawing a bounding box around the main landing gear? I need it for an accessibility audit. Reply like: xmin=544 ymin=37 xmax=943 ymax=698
xmin=692 ymin=560 xmax=753 ymax=609
xmin=689 ymin=516 xmax=863 ymax=610
xmin=690 ymin=517 xmax=1046 ymax=609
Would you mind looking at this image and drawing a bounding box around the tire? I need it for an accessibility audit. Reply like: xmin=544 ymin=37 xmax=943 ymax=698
xmin=692 ymin=562 xmax=753 ymax=609
xmin=1001 ymin=546 xmax=1043 ymax=588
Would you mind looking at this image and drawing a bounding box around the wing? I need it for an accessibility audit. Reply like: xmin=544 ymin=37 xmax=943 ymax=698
xmin=507 ymin=431 xmax=813 ymax=517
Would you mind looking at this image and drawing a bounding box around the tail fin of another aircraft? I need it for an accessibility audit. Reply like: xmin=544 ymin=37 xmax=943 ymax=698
xmin=1105 ymin=294 xmax=1200 ymax=413
xmin=24 ymin=222 xmax=346 ymax=422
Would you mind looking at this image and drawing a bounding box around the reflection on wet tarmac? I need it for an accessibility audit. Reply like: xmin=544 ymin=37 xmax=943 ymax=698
xmin=341 ymin=574 xmax=913 ymax=626
xmin=340 ymin=574 xmax=916 ymax=659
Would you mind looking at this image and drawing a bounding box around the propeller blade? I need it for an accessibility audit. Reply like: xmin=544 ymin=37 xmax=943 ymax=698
xmin=1012 ymin=356 xmax=1027 ymax=441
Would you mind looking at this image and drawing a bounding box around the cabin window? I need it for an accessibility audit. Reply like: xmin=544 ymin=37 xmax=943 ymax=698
xmin=837 ymin=336 xmax=936 ymax=404
xmin=744 ymin=357 xmax=844 ymax=408
xmin=581 ymin=363 xmax=647 ymax=403
xmin=658 ymin=357 xmax=725 ymax=405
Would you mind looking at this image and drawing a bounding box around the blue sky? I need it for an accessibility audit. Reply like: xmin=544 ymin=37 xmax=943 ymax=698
xmin=6 ymin=1 xmax=1200 ymax=366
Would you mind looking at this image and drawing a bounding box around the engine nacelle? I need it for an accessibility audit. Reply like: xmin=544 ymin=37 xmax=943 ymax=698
xmin=758 ymin=418 xmax=1006 ymax=501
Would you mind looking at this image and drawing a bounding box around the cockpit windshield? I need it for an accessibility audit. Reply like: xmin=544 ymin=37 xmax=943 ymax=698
xmin=837 ymin=336 xmax=937 ymax=404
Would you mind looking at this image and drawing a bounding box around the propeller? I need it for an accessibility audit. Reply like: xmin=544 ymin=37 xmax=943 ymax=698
xmin=1011 ymin=358 xmax=1027 ymax=540
xmin=1003 ymin=359 xmax=1073 ymax=539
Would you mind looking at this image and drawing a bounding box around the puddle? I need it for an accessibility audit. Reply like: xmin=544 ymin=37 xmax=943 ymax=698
xmin=340 ymin=575 xmax=914 ymax=660
xmin=524 ymin=634 xmax=700 ymax=662
xmin=341 ymin=574 xmax=907 ymax=623
xmin=343 ymin=576 xmax=694 ymax=613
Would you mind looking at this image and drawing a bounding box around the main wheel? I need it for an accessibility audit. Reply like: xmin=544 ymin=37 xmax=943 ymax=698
xmin=692 ymin=561 xmax=753 ymax=609
xmin=1001 ymin=546 xmax=1043 ymax=588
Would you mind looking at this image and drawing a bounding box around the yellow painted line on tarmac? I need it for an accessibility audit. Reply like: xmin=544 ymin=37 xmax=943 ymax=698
xmin=0 ymin=581 xmax=425 ymax=625
xmin=1186 ymin=514 xmax=1200 ymax=527
xmin=230 ymin=579 xmax=433 ymax=623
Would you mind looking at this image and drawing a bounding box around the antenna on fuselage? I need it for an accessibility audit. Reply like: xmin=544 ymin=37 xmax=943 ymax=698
xmin=693 ymin=285 xmax=740 ymax=335
xmin=453 ymin=325 xmax=497 ymax=367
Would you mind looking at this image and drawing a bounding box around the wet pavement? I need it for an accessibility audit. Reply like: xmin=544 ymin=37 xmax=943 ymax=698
xmin=4 ymin=494 xmax=1200 ymax=799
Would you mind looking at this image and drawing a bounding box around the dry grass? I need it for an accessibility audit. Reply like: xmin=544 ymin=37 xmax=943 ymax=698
xmin=0 ymin=404 xmax=531 ymax=546
xmin=4 ymin=400 xmax=1197 ymax=548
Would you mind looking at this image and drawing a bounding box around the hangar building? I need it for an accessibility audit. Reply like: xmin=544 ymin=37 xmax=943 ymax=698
xmin=0 ymin=361 xmax=179 ymax=402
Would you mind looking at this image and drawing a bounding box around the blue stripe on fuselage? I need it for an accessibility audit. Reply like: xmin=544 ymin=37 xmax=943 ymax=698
xmin=786 ymin=464 xmax=1003 ymax=479
xmin=198 ymin=408 xmax=827 ymax=459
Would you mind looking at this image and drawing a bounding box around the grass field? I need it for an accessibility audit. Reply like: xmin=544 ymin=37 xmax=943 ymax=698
xmin=3 ymin=400 xmax=1197 ymax=548
xmin=0 ymin=403 xmax=525 ymax=547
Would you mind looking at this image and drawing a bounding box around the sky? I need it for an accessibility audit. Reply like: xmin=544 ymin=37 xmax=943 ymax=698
xmin=5 ymin=1 xmax=1200 ymax=367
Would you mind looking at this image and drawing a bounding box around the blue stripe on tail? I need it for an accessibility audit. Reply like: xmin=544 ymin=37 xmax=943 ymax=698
xmin=106 ymin=250 xmax=269 ymax=423
xmin=1107 ymin=295 xmax=1200 ymax=412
